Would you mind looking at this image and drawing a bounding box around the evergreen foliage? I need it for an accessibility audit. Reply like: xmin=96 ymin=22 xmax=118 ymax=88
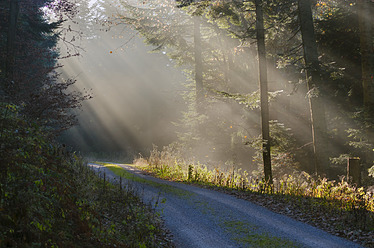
xmin=0 ymin=0 xmax=90 ymax=134
xmin=113 ymin=0 xmax=374 ymax=182
xmin=0 ymin=1 xmax=173 ymax=246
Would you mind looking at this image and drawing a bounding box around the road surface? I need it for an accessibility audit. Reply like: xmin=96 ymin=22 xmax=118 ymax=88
xmin=88 ymin=162 xmax=363 ymax=248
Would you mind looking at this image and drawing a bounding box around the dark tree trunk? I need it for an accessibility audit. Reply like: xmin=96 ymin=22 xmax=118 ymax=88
xmin=358 ymin=0 xmax=374 ymax=116
xmin=255 ymin=0 xmax=272 ymax=184
xmin=298 ymin=0 xmax=328 ymax=175
xmin=357 ymin=0 xmax=374 ymax=169
xmin=5 ymin=0 xmax=19 ymax=83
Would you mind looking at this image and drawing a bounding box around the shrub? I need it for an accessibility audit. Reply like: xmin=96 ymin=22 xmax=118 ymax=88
xmin=0 ymin=103 xmax=171 ymax=247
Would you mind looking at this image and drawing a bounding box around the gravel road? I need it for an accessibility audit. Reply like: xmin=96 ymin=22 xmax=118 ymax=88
xmin=89 ymin=163 xmax=364 ymax=248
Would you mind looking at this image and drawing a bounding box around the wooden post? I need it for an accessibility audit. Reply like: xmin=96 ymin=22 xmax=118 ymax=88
xmin=103 ymin=172 xmax=106 ymax=193
xmin=347 ymin=157 xmax=361 ymax=186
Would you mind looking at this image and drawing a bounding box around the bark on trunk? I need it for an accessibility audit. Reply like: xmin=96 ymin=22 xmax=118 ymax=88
xmin=5 ymin=0 xmax=19 ymax=82
xmin=358 ymin=0 xmax=374 ymax=116
xmin=298 ymin=0 xmax=328 ymax=175
xmin=357 ymin=0 xmax=374 ymax=170
xmin=255 ymin=0 xmax=272 ymax=184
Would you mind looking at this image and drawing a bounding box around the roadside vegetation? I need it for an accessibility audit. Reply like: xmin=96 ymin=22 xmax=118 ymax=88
xmin=1 ymin=0 xmax=174 ymax=246
xmin=0 ymin=104 xmax=173 ymax=248
xmin=132 ymin=145 xmax=374 ymax=247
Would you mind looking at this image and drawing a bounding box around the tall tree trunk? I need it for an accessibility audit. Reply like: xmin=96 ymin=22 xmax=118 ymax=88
xmin=357 ymin=0 xmax=374 ymax=169
xmin=298 ymin=0 xmax=328 ymax=175
xmin=5 ymin=0 xmax=19 ymax=83
xmin=255 ymin=0 xmax=272 ymax=184
xmin=194 ymin=16 xmax=204 ymax=111
xmin=358 ymin=0 xmax=374 ymax=116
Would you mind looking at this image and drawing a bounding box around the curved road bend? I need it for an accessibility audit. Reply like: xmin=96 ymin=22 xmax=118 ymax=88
xmin=88 ymin=163 xmax=363 ymax=248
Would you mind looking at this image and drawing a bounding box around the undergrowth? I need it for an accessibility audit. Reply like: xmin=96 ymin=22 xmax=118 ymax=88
xmin=133 ymin=145 xmax=374 ymax=246
xmin=0 ymin=103 xmax=172 ymax=247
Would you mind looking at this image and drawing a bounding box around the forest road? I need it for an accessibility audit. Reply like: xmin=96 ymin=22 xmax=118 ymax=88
xmin=88 ymin=163 xmax=363 ymax=248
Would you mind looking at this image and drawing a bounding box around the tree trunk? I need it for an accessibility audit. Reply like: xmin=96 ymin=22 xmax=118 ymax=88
xmin=5 ymin=0 xmax=19 ymax=83
xmin=358 ymin=0 xmax=374 ymax=116
xmin=357 ymin=0 xmax=374 ymax=170
xmin=255 ymin=0 xmax=272 ymax=184
xmin=298 ymin=0 xmax=328 ymax=175
xmin=194 ymin=16 xmax=204 ymax=111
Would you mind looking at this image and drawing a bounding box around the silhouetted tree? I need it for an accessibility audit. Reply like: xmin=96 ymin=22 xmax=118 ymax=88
xmin=5 ymin=0 xmax=19 ymax=83
xmin=298 ymin=0 xmax=328 ymax=175
xmin=357 ymin=0 xmax=374 ymax=116
xmin=255 ymin=0 xmax=272 ymax=184
xmin=0 ymin=0 xmax=89 ymax=134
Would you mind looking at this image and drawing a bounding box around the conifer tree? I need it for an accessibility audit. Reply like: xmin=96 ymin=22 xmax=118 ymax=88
xmin=0 ymin=0 xmax=87 ymax=133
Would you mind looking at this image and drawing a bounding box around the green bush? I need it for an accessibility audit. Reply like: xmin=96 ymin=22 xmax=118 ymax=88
xmin=0 ymin=103 xmax=171 ymax=247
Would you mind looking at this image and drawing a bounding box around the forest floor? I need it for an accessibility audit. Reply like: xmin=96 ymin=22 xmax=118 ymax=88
xmin=89 ymin=162 xmax=369 ymax=248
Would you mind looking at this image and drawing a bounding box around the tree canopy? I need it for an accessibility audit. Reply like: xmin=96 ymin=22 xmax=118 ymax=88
xmin=111 ymin=0 xmax=373 ymax=180
xmin=0 ymin=0 xmax=90 ymax=134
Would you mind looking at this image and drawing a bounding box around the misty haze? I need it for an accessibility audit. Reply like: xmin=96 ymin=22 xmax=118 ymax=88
xmin=60 ymin=0 xmax=319 ymax=175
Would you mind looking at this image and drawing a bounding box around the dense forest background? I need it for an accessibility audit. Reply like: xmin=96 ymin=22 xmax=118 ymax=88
xmin=1 ymin=0 xmax=373 ymax=184
xmin=59 ymin=0 xmax=374 ymax=183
